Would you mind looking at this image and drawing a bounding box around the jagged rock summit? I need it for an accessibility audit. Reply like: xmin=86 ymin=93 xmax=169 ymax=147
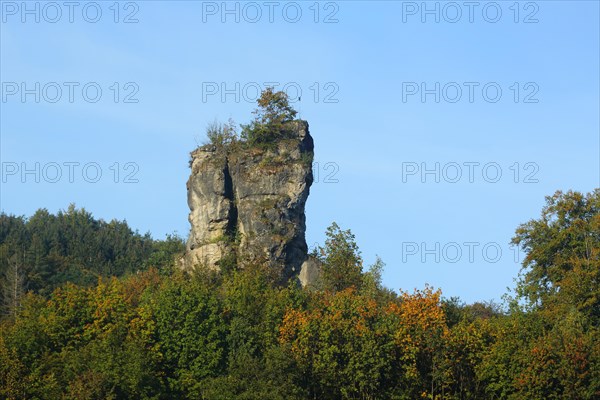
xmin=182 ymin=120 xmax=320 ymax=286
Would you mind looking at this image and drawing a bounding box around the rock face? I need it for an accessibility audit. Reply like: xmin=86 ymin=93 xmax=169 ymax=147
xmin=182 ymin=120 xmax=319 ymax=286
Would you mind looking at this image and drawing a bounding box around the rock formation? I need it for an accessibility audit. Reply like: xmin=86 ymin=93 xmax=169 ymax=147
xmin=182 ymin=120 xmax=320 ymax=286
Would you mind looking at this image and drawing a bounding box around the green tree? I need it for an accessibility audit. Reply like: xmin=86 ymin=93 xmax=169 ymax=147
xmin=149 ymin=274 xmax=227 ymax=397
xmin=253 ymin=87 xmax=297 ymax=126
xmin=317 ymin=222 xmax=364 ymax=293
xmin=1 ymin=254 xmax=26 ymax=319
xmin=241 ymin=87 xmax=298 ymax=145
xmin=511 ymin=189 xmax=600 ymax=323
xmin=441 ymin=317 xmax=494 ymax=399
xmin=0 ymin=206 xmax=178 ymax=301
xmin=477 ymin=309 xmax=600 ymax=400
xmin=145 ymin=233 xmax=186 ymax=275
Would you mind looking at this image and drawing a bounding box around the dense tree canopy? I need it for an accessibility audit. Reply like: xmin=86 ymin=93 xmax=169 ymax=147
xmin=0 ymin=205 xmax=185 ymax=313
xmin=1 ymin=190 xmax=599 ymax=399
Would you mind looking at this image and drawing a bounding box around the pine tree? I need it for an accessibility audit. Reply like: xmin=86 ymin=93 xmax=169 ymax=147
xmin=1 ymin=253 xmax=26 ymax=318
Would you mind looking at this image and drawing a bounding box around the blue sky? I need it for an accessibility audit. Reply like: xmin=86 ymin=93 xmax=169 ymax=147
xmin=1 ymin=0 xmax=598 ymax=303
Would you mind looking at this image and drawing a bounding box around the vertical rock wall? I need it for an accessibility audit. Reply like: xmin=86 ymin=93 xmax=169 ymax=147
xmin=182 ymin=120 xmax=319 ymax=285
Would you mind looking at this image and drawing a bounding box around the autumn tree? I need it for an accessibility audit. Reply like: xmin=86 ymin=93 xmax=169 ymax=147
xmin=3 ymin=192 xmax=599 ymax=399
xmin=279 ymin=288 xmax=398 ymax=399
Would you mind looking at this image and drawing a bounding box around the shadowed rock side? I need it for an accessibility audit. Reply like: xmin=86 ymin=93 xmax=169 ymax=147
xmin=182 ymin=120 xmax=321 ymax=286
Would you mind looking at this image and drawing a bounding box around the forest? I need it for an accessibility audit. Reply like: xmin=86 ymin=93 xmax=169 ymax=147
xmin=0 ymin=189 xmax=598 ymax=399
